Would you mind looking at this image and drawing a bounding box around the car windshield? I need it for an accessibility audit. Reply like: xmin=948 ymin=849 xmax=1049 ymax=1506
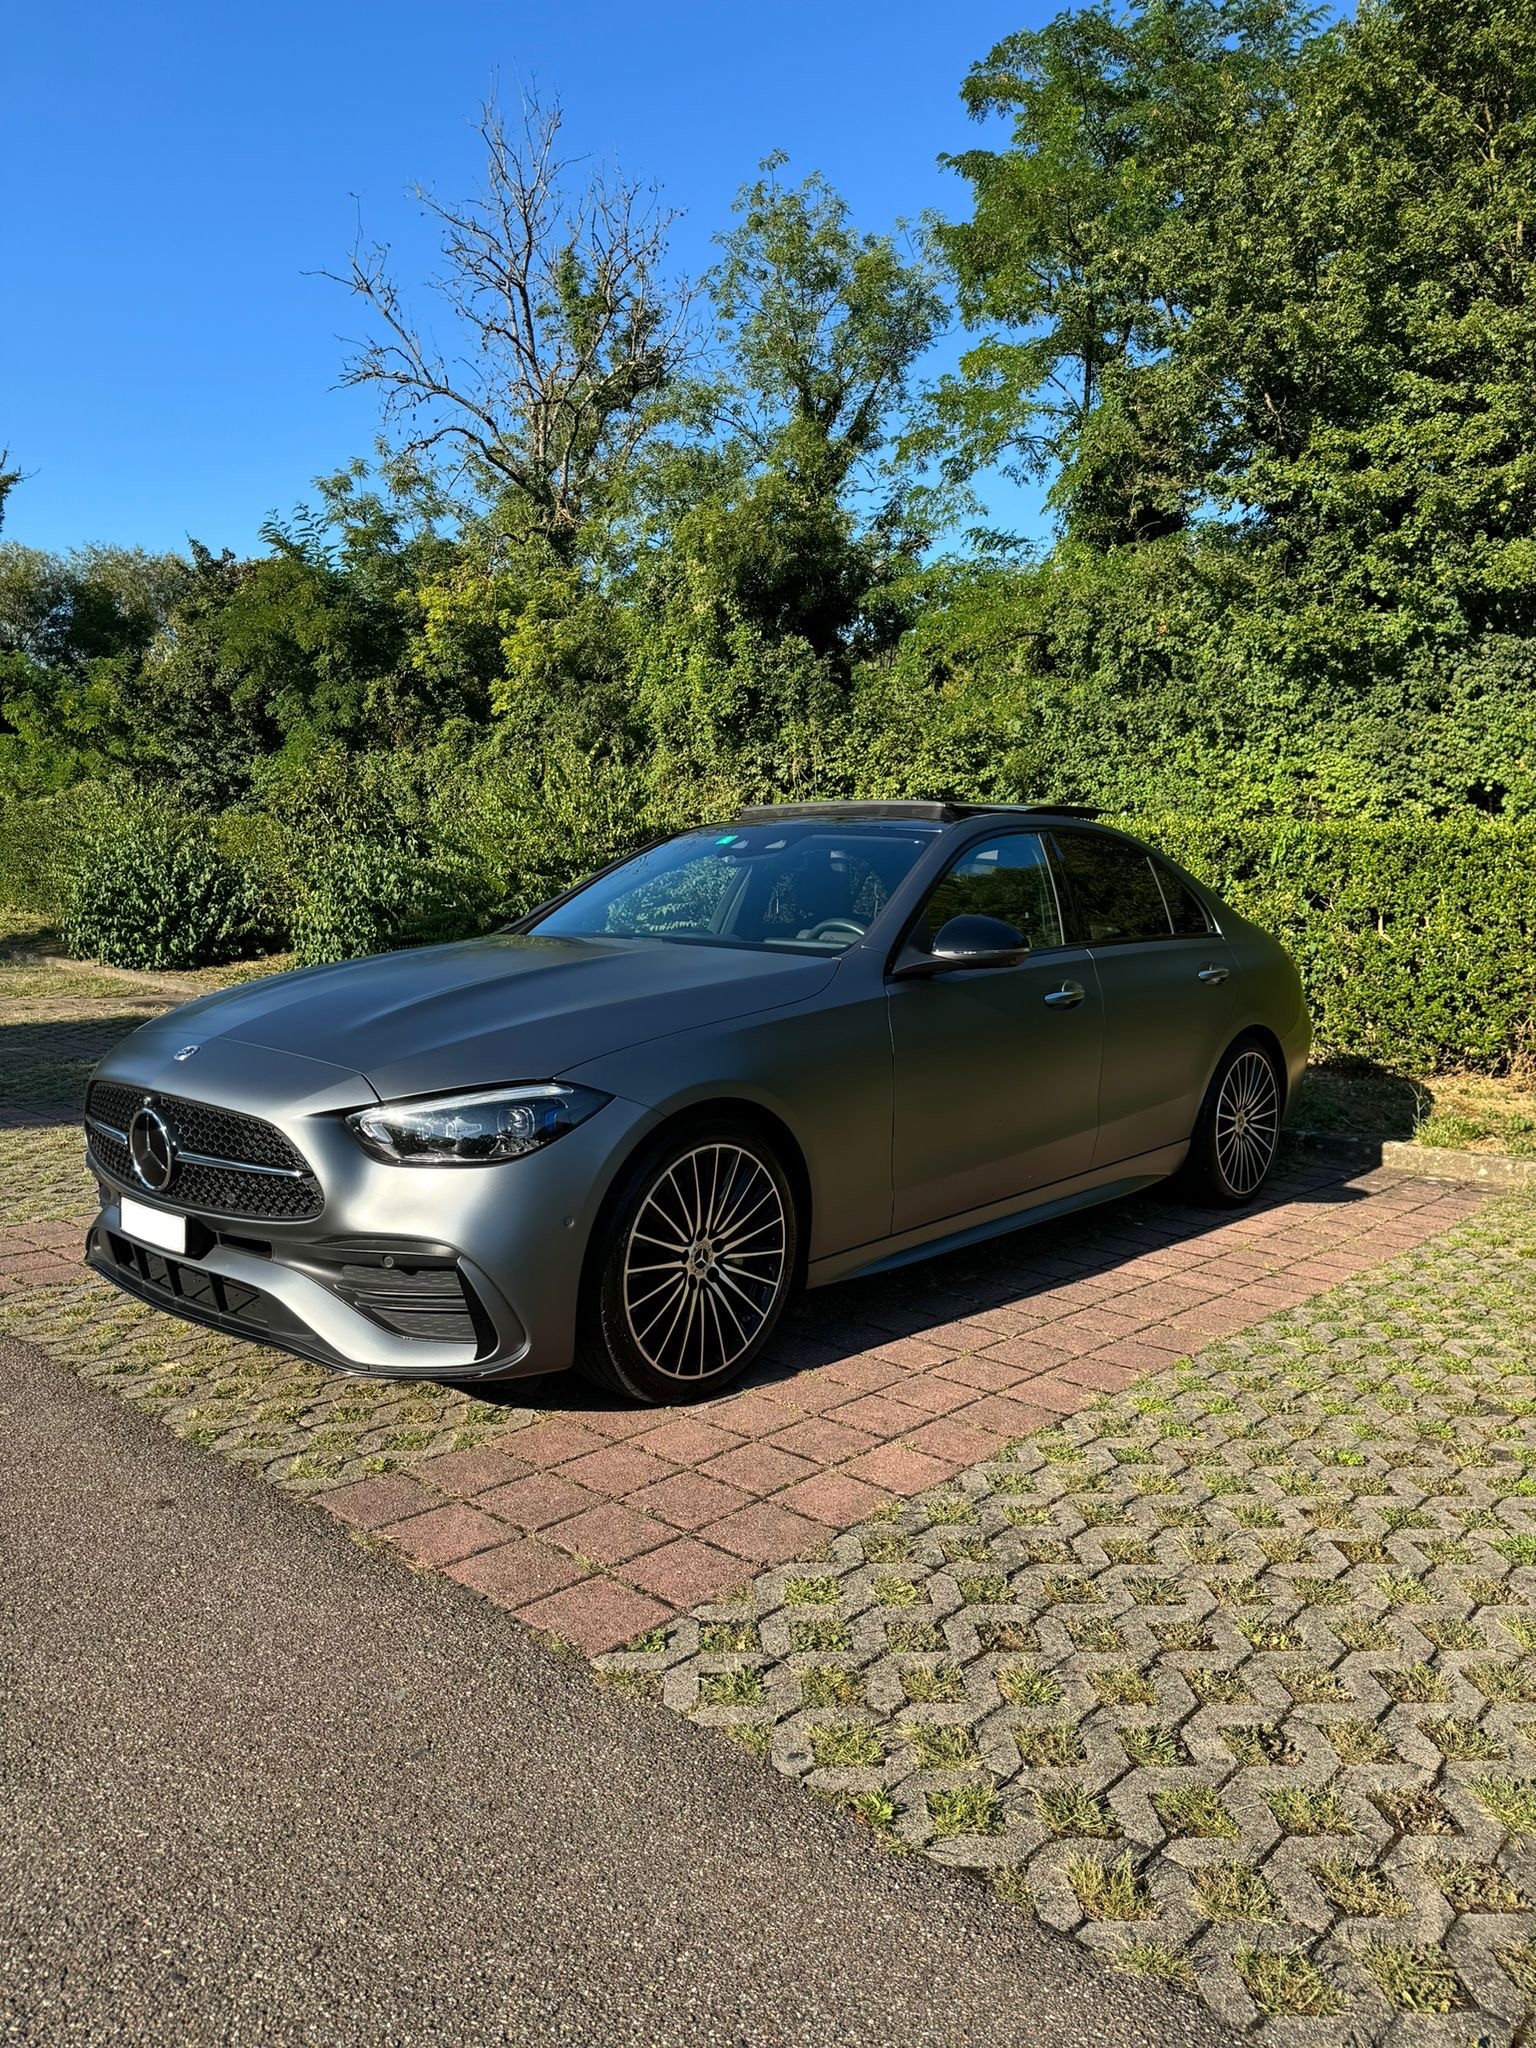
xmin=529 ymin=820 xmax=942 ymax=953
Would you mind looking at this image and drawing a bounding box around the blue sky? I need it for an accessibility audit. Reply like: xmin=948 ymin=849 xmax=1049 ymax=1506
xmin=4 ymin=0 xmax=1043 ymax=558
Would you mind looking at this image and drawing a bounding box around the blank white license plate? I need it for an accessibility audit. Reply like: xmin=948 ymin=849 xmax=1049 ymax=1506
xmin=119 ymin=1196 xmax=187 ymax=1256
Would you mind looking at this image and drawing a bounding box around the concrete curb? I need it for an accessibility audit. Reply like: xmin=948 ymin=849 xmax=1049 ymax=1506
xmin=1377 ymin=1139 xmax=1536 ymax=1187
xmin=1281 ymin=1126 xmax=1536 ymax=1188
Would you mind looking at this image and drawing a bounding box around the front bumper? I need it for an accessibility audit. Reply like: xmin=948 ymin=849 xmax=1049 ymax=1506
xmin=83 ymin=1064 xmax=659 ymax=1379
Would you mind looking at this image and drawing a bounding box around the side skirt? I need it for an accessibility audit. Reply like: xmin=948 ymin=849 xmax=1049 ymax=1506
xmin=805 ymin=1142 xmax=1190 ymax=1288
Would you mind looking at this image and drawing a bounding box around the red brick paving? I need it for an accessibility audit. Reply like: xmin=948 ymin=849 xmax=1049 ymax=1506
xmin=516 ymin=1576 xmax=672 ymax=1655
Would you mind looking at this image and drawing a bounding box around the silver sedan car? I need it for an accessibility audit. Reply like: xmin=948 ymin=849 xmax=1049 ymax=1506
xmin=83 ymin=802 xmax=1310 ymax=1404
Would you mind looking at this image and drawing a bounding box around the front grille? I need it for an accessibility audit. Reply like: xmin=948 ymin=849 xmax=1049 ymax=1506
xmin=86 ymin=1081 xmax=324 ymax=1222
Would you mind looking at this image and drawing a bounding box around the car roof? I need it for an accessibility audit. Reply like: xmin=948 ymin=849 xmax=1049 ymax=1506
xmin=731 ymin=800 xmax=1103 ymax=828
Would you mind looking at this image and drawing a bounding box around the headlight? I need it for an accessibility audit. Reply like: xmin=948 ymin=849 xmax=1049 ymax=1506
xmin=346 ymin=1083 xmax=610 ymax=1166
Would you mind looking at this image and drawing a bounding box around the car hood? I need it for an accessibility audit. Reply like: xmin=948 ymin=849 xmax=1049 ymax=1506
xmin=136 ymin=934 xmax=841 ymax=1102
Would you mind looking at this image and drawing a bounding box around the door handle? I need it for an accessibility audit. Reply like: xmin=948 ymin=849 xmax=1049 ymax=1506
xmin=1198 ymin=966 xmax=1230 ymax=985
xmin=1043 ymin=981 xmax=1086 ymax=1009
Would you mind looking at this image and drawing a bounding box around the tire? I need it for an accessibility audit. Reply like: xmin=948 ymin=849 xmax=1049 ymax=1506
xmin=1184 ymin=1036 xmax=1284 ymax=1206
xmin=575 ymin=1120 xmax=800 ymax=1404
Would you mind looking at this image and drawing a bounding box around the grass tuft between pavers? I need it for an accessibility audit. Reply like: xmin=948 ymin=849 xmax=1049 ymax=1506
xmin=1154 ymin=1785 xmax=1239 ymax=1840
xmin=926 ymin=1785 xmax=1005 ymax=1838
xmin=1429 ymin=1860 xmax=1526 ymax=1913
xmin=1106 ymin=1940 xmax=1197 ymax=1991
xmin=1311 ymin=1859 xmax=1407 ymax=1918
xmin=1068 ymin=1852 xmax=1156 ymax=1921
xmin=1470 ymin=1775 xmax=1536 ymax=1838
xmin=1192 ymin=1862 xmax=1275 ymax=1923
xmin=1348 ymin=1942 xmax=1466 ymax=2013
xmin=1234 ymin=1946 xmax=1344 ymax=2017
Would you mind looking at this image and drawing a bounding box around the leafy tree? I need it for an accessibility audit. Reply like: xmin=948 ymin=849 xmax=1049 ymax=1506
xmin=0 ymin=544 xmax=193 ymax=794
xmin=924 ymin=0 xmax=1317 ymax=546
xmin=672 ymin=157 xmax=948 ymax=654
xmin=0 ymin=450 xmax=21 ymax=533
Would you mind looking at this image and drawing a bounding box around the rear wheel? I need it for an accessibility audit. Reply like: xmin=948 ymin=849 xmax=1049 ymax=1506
xmin=1185 ymin=1037 xmax=1284 ymax=1205
xmin=576 ymin=1123 xmax=799 ymax=1404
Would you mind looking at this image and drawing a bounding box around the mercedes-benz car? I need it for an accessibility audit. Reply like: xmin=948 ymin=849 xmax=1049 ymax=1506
xmin=82 ymin=801 xmax=1310 ymax=1404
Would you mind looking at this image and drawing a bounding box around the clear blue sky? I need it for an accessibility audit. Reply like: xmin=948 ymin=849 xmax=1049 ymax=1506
xmin=4 ymin=0 xmax=1043 ymax=559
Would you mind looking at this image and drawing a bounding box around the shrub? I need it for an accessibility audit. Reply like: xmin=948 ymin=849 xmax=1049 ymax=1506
xmin=61 ymin=801 xmax=253 ymax=970
xmin=261 ymin=750 xmax=497 ymax=968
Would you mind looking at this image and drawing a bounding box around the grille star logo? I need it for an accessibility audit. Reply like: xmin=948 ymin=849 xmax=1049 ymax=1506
xmin=128 ymin=1106 xmax=177 ymax=1193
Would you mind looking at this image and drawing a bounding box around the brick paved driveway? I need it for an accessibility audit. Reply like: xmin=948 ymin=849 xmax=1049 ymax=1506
xmin=309 ymin=1161 xmax=1479 ymax=1657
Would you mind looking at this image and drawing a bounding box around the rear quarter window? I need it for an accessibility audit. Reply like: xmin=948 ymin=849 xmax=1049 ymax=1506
xmin=1153 ymin=862 xmax=1214 ymax=936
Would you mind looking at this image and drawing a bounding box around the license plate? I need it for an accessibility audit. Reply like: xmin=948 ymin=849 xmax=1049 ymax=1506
xmin=119 ymin=1196 xmax=187 ymax=1256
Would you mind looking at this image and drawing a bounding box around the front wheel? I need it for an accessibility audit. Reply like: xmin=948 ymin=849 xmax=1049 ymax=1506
xmin=575 ymin=1124 xmax=799 ymax=1404
xmin=1185 ymin=1038 xmax=1284 ymax=1206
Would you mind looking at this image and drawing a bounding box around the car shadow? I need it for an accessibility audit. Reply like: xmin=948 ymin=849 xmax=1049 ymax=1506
xmin=493 ymin=1149 xmax=1378 ymax=1419
xmin=0 ymin=1016 xmax=159 ymax=1131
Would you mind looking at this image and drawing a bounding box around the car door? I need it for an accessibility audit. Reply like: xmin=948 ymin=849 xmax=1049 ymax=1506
xmin=887 ymin=830 xmax=1105 ymax=1232
xmin=1050 ymin=830 xmax=1237 ymax=1167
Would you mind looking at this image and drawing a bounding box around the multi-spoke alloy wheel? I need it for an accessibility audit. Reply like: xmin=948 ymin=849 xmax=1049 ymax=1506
xmin=1214 ymin=1048 xmax=1281 ymax=1195
xmin=622 ymin=1144 xmax=788 ymax=1381
xmin=1189 ymin=1038 xmax=1283 ymax=1205
xmin=579 ymin=1125 xmax=799 ymax=1402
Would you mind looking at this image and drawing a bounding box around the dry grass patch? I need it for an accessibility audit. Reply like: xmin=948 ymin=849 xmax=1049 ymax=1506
xmin=1428 ymin=1860 xmax=1526 ymax=1912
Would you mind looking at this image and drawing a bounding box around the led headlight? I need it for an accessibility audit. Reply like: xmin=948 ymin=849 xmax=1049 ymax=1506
xmin=346 ymin=1083 xmax=610 ymax=1165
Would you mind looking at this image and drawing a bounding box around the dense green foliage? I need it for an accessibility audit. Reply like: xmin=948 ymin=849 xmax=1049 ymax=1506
xmin=55 ymin=795 xmax=255 ymax=972
xmin=1144 ymin=817 xmax=1536 ymax=1071
xmin=4 ymin=1 xmax=1535 ymax=1054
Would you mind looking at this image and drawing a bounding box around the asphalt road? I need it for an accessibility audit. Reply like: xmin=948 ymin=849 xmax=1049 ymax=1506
xmin=0 ymin=1337 xmax=1234 ymax=2048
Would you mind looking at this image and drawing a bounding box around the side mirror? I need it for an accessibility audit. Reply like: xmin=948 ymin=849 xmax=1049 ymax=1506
xmin=893 ymin=913 xmax=1030 ymax=979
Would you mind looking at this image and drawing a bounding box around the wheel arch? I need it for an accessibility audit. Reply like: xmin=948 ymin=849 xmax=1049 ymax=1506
xmin=1224 ymin=1021 xmax=1292 ymax=1117
xmin=581 ymin=1095 xmax=814 ymax=1293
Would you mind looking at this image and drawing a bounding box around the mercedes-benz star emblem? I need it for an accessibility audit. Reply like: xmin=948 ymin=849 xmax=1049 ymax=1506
xmin=172 ymin=1044 xmax=199 ymax=1062
xmin=128 ymin=1105 xmax=177 ymax=1193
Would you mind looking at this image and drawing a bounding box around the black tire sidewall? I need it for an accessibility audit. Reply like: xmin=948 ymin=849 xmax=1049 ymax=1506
xmin=578 ymin=1121 xmax=800 ymax=1405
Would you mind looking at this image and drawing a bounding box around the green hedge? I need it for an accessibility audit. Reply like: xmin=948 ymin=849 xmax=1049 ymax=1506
xmin=1144 ymin=817 xmax=1536 ymax=1074
xmin=3 ymin=788 xmax=1533 ymax=1073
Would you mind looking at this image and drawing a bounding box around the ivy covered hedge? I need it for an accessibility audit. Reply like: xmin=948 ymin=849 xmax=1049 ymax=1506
xmin=3 ymin=791 xmax=1532 ymax=1075
xmin=1146 ymin=817 xmax=1536 ymax=1075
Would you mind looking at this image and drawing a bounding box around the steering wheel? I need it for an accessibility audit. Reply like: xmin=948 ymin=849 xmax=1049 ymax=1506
xmin=798 ymin=917 xmax=866 ymax=943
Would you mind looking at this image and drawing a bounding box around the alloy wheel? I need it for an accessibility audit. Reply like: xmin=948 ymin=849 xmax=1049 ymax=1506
xmin=621 ymin=1143 xmax=789 ymax=1382
xmin=1214 ymin=1048 xmax=1280 ymax=1197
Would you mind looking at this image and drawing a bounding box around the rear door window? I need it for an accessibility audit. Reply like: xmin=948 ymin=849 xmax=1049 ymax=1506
xmin=1052 ymin=833 xmax=1174 ymax=945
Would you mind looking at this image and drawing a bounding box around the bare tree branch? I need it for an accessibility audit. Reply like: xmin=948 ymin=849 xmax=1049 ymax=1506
xmin=323 ymin=93 xmax=695 ymax=551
